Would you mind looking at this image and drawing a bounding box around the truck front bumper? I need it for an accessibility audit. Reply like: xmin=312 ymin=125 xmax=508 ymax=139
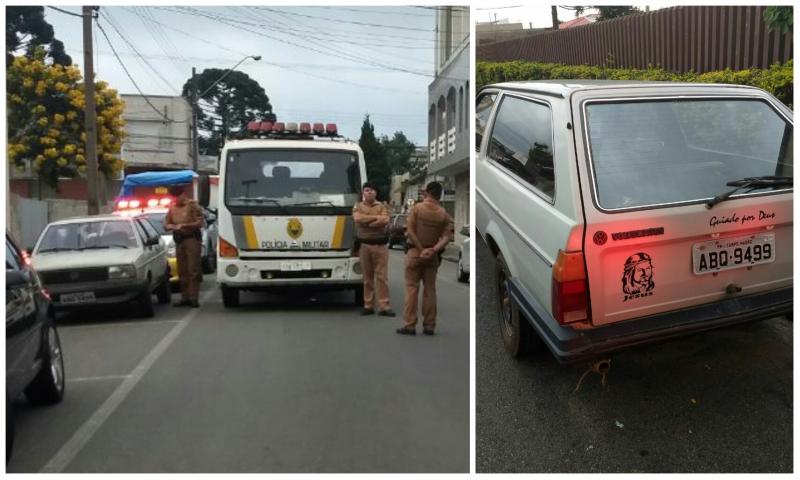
xmin=511 ymin=280 xmax=792 ymax=364
xmin=217 ymin=256 xmax=362 ymax=288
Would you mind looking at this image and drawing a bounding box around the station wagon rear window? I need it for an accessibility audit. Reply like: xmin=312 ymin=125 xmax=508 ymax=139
xmin=584 ymin=98 xmax=792 ymax=210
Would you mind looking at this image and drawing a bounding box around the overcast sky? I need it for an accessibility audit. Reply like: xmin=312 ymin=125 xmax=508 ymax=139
xmin=474 ymin=4 xmax=674 ymax=28
xmin=44 ymin=5 xmax=441 ymax=146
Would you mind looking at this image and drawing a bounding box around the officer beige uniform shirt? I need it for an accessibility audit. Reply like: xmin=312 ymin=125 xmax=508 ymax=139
xmin=352 ymin=201 xmax=391 ymax=311
xmin=403 ymin=201 xmax=454 ymax=330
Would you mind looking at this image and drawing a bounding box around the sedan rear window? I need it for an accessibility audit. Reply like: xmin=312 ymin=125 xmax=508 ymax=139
xmin=585 ymin=98 xmax=792 ymax=210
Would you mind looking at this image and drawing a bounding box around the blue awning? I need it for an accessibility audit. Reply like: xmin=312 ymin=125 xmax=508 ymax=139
xmin=118 ymin=170 xmax=197 ymax=198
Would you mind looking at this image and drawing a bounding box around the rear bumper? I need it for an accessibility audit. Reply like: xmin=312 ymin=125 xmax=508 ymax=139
xmin=47 ymin=278 xmax=149 ymax=309
xmin=510 ymin=280 xmax=792 ymax=364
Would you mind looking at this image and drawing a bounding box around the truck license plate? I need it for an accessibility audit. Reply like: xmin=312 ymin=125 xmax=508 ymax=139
xmin=60 ymin=291 xmax=96 ymax=304
xmin=280 ymin=261 xmax=311 ymax=272
xmin=692 ymin=233 xmax=775 ymax=275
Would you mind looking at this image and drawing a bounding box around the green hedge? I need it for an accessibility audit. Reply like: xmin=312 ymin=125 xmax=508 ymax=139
xmin=476 ymin=60 xmax=793 ymax=108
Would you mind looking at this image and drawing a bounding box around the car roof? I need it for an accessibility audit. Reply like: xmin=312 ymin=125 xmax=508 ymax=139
xmin=482 ymin=80 xmax=764 ymax=97
xmin=48 ymin=214 xmax=139 ymax=226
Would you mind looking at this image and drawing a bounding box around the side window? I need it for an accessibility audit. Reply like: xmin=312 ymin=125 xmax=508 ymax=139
xmin=487 ymin=95 xmax=555 ymax=199
xmin=6 ymin=239 xmax=22 ymax=271
xmin=133 ymin=220 xmax=149 ymax=245
xmin=475 ymin=93 xmax=497 ymax=152
xmin=140 ymin=218 xmax=160 ymax=241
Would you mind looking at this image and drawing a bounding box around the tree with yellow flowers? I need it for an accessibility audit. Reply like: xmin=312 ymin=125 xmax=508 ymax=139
xmin=7 ymin=47 xmax=126 ymax=188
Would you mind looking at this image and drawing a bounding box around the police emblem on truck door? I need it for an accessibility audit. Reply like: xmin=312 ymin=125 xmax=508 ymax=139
xmin=622 ymin=252 xmax=655 ymax=302
xmin=287 ymin=218 xmax=303 ymax=239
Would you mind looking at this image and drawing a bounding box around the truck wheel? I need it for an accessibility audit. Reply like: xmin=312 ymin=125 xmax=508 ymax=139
xmin=496 ymin=252 xmax=536 ymax=357
xmin=222 ymin=285 xmax=240 ymax=308
xmin=25 ymin=323 xmax=65 ymax=405
xmin=137 ymin=286 xmax=155 ymax=318
xmin=156 ymin=274 xmax=171 ymax=304
xmin=354 ymin=285 xmax=364 ymax=306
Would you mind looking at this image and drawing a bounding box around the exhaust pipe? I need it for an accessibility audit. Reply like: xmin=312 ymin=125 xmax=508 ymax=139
xmin=574 ymin=358 xmax=612 ymax=392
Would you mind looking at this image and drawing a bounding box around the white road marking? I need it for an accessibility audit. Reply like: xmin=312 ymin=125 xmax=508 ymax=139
xmin=61 ymin=320 xmax=182 ymax=331
xmin=67 ymin=375 xmax=131 ymax=383
xmin=40 ymin=289 xmax=215 ymax=473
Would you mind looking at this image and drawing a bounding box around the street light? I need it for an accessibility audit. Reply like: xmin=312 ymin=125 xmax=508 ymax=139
xmin=191 ymin=54 xmax=261 ymax=171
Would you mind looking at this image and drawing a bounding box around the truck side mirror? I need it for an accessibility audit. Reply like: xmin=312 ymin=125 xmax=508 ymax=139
xmin=198 ymin=174 xmax=210 ymax=207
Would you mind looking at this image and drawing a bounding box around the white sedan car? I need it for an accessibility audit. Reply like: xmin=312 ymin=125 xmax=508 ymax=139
xmin=458 ymin=224 xmax=470 ymax=283
xmin=31 ymin=214 xmax=170 ymax=317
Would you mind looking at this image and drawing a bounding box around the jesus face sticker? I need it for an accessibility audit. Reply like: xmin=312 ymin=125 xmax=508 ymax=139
xmin=622 ymin=252 xmax=654 ymax=302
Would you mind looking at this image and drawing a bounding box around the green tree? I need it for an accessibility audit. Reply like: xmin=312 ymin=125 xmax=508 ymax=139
xmin=6 ymin=6 xmax=72 ymax=66
xmin=181 ymin=68 xmax=274 ymax=156
xmin=7 ymin=48 xmax=126 ymax=188
xmin=358 ymin=115 xmax=391 ymax=199
xmin=381 ymin=131 xmax=417 ymax=175
xmin=763 ymin=6 xmax=793 ymax=34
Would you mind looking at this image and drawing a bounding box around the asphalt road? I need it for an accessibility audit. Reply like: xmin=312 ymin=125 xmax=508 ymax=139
xmin=8 ymin=249 xmax=469 ymax=473
xmin=475 ymin=237 xmax=793 ymax=473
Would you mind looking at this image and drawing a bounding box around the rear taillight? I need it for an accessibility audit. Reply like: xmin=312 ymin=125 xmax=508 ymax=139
xmin=219 ymin=237 xmax=239 ymax=258
xmin=552 ymin=249 xmax=590 ymax=325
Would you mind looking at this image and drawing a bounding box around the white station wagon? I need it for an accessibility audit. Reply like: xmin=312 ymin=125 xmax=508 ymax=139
xmin=31 ymin=214 xmax=171 ymax=317
xmin=476 ymin=80 xmax=793 ymax=362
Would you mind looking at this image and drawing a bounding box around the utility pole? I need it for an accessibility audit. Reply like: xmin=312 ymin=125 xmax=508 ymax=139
xmin=82 ymin=5 xmax=99 ymax=215
xmin=191 ymin=66 xmax=199 ymax=172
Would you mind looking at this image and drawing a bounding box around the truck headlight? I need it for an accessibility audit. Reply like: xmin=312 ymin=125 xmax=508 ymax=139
xmin=109 ymin=264 xmax=136 ymax=279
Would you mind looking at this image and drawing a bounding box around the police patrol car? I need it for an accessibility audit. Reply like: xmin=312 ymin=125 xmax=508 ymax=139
xmin=475 ymin=80 xmax=792 ymax=362
xmin=214 ymin=122 xmax=366 ymax=307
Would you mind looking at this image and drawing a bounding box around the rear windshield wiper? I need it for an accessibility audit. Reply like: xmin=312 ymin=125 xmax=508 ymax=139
xmin=37 ymin=247 xmax=79 ymax=253
xmin=706 ymin=176 xmax=793 ymax=209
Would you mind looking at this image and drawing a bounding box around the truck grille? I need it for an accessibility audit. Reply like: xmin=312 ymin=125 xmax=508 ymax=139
xmin=40 ymin=267 xmax=109 ymax=285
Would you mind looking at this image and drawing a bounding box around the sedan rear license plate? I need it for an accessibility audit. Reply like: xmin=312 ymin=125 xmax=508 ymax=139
xmin=692 ymin=233 xmax=775 ymax=275
xmin=60 ymin=291 xmax=96 ymax=304
xmin=280 ymin=261 xmax=311 ymax=272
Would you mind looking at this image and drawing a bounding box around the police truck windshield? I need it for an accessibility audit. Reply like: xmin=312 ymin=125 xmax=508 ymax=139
xmin=225 ymin=149 xmax=361 ymax=209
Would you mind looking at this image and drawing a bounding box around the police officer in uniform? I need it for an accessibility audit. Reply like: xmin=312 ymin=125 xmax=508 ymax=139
xmin=164 ymin=185 xmax=204 ymax=308
xmin=352 ymin=182 xmax=396 ymax=317
xmin=397 ymin=181 xmax=453 ymax=335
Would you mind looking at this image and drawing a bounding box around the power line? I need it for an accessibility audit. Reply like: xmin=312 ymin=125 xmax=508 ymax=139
xmin=159 ymin=7 xmax=439 ymax=79
xmin=257 ymin=7 xmax=434 ymax=32
xmin=94 ymin=17 xmax=176 ymax=123
xmin=100 ymin=10 xmax=178 ymax=95
xmin=46 ymin=6 xmax=85 ymax=18
xmin=316 ymin=6 xmax=435 ymax=17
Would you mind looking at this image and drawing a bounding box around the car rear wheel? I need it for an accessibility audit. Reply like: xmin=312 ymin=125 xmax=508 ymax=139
xmin=156 ymin=273 xmax=171 ymax=304
xmin=457 ymin=253 xmax=468 ymax=283
xmin=137 ymin=286 xmax=155 ymax=318
xmin=496 ymin=252 xmax=537 ymax=357
xmin=202 ymin=249 xmax=216 ymax=274
xmin=222 ymin=285 xmax=240 ymax=308
xmin=25 ymin=323 xmax=65 ymax=405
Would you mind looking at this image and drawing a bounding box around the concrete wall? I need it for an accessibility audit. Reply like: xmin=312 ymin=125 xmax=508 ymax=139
xmin=121 ymin=95 xmax=193 ymax=170
xmin=9 ymin=193 xmax=115 ymax=249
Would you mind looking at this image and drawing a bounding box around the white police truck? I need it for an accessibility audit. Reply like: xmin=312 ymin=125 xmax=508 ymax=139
xmin=213 ymin=121 xmax=366 ymax=308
